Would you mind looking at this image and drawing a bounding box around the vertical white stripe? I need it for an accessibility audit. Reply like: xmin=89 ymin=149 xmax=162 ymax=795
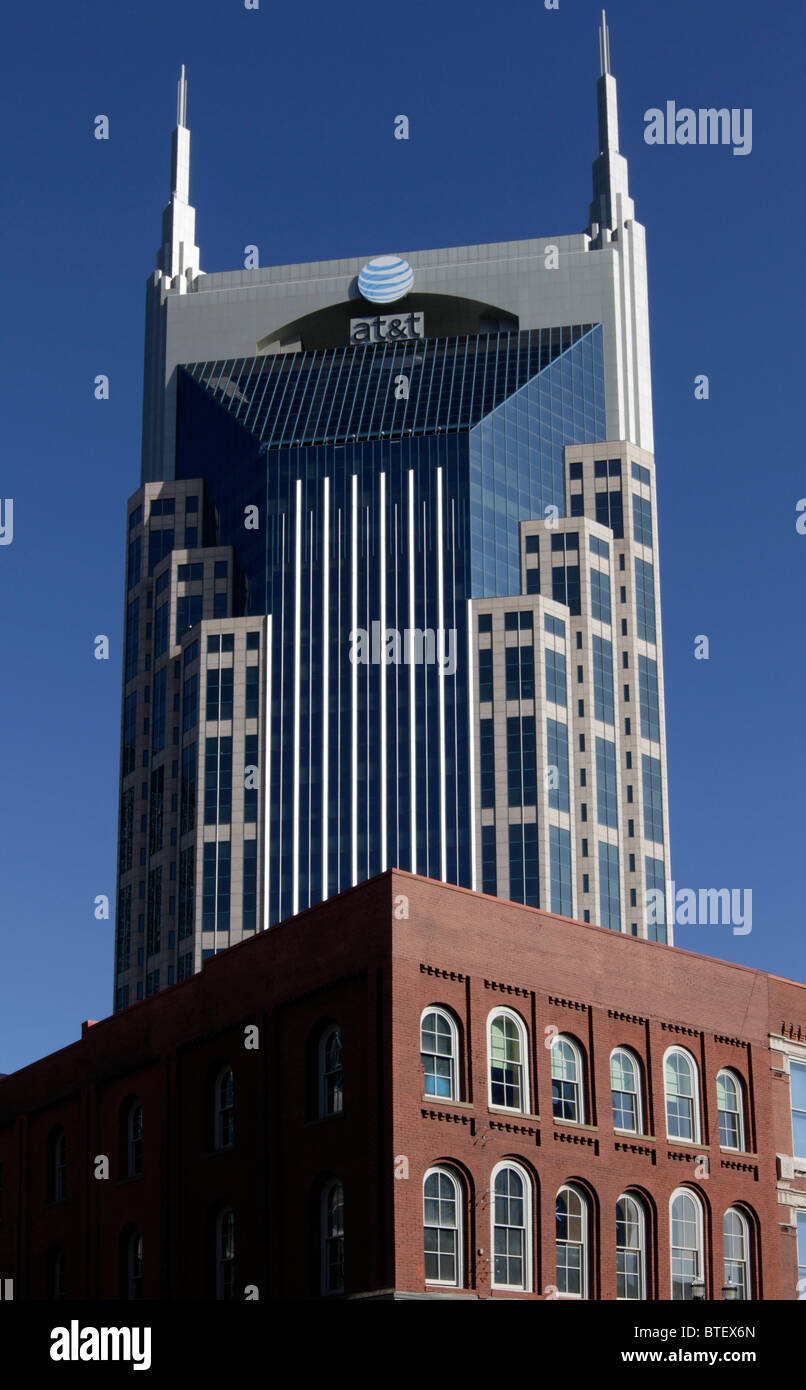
xmin=436 ymin=466 xmax=447 ymax=881
xmin=408 ymin=469 xmax=416 ymax=874
xmin=379 ymin=471 xmax=387 ymax=871
xmin=262 ymin=613 xmax=272 ymax=930
xmin=292 ymin=479 xmax=302 ymax=915
xmin=467 ymin=599 xmax=477 ymax=891
xmin=322 ymin=476 xmax=329 ymax=901
xmin=351 ymin=473 xmax=358 ymax=886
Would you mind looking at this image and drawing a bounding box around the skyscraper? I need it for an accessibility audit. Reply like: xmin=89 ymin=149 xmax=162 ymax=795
xmin=114 ymin=15 xmax=671 ymax=1012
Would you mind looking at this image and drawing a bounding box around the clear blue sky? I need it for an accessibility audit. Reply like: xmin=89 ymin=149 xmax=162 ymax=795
xmin=1 ymin=0 xmax=804 ymax=1074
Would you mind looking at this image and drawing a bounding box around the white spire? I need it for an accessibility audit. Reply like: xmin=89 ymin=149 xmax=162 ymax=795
xmin=588 ymin=12 xmax=634 ymax=244
xmin=156 ymin=65 xmax=201 ymax=288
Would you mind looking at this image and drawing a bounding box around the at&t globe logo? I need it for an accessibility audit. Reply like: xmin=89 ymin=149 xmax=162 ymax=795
xmin=357 ymin=255 xmax=414 ymax=304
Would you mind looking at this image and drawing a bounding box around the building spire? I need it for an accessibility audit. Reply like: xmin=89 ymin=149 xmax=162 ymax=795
xmin=587 ymin=12 xmax=634 ymax=245
xmin=156 ymin=64 xmax=201 ymax=287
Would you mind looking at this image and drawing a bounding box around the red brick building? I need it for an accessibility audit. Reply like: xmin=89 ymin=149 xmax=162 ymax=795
xmin=1 ymin=871 xmax=805 ymax=1300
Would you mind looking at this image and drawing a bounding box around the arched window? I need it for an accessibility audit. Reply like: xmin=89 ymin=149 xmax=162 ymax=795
xmin=127 ymin=1103 xmax=143 ymax=1177
xmin=420 ymin=1008 xmax=459 ymax=1100
xmin=319 ymin=1026 xmax=343 ymax=1117
xmin=321 ymin=1180 xmax=344 ymax=1295
xmin=551 ymin=1036 xmax=585 ymax=1124
xmin=616 ymin=1193 xmax=646 ymax=1300
xmin=423 ymin=1167 xmax=463 ymax=1287
xmin=670 ymin=1188 xmax=704 ymax=1300
xmin=611 ymin=1049 xmax=642 ymax=1133
xmin=716 ymin=1070 xmax=745 ymax=1151
xmin=50 ymin=1129 xmax=67 ymax=1203
xmin=216 ymin=1208 xmax=236 ymax=1300
xmin=555 ymin=1184 xmax=588 ymax=1297
xmin=487 ymin=1009 xmax=529 ymax=1113
xmin=664 ymin=1048 xmax=700 ymax=1143
xmin=214 ymin=1067 xmax=234 ymax=1150
xmin=723 ymin=1207 xmax=751 ymax=1299
xmin=491 ymin=1161 xmax=532 ymax=1291
xmin=127 ymin=1230 xmax=143 ymax=1301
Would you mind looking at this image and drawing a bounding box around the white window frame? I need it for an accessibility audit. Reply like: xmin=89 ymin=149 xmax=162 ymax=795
xmin=722 ymin=1206 xmax=750 ymax=1300
xmin=319 ymin=1025 xmax=343 ymax=1118
xmin=215 ymin=1207 xmax=235 ymax=1300
xmin=423 ymin=1165 xmax=463 ymax=1288
xmin=420 ymin=1007 xmax=459 ymax=1102
xmin=669 ymin=1187 xmax=704 ymax=1300
xmin=716 ymin=1069 xmax=745 ymax=1152
xmin=486 ymin=1007 xmax=530 ymax=1114
xmin=551 ymin=1035 xmax=585 ymax=1125
xmin=321 ymin=1179 xmax=344 ymax=1296
xmin=616 ymin=1192 xmax=646 ymax=1300
xmin=490 ymin=1160 xmax=533 ymax=1292
xmin=555 ymin=1182 xmax=589 ymax=1299
xmin=610 ymin=1047 xmax=643 ymax=1135
xmin=790 ymin=1059 xmax=806 ymax=1160
xmin=663 ymin=1046 xmax=700 ymax=1144
xmin=214 ymin=1066 xmax=234 ymax=1150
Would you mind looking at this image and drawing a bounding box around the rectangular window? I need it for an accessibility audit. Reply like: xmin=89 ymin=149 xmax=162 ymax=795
xmin=125 ymin=599 xmax=139 ymax=681
xmin=547 ymin=719 xmax=570 ymax=812
xmin=119 ymin=787 xmax=134 ymax=873
xmin=202 ymin=840 xmax=231 ymax=931
xmin=525 ymin=534 xmax=540 ymax=554
xmin=595 ymin=489 xmax=624 ymax=539
xmin=637 ymin=655 xmax=661 ymax=742
xmin=152 ymin=667 xmax=167 ymax=753
xmin=148 ymin=527 xmax=174 ymax=575
xmin=551 ymin=564 xmax=581 ymax=615
xmin=146 ymin=865 xmax=162 ymax=955
xmin=116 ymin=883 xmax=132 ymax=972
xmin=154 ymin=602 xmax=169 ymax=659
xmin=507 ymin=716 xmax=537 ymax=808
xmin=244 ymin=734 xmax=258 ymax=822
xmin=176 ymin=593 xmax=203 ymax=642
xmin=645 ymin=856 xmax=667 ymax=944
xmin=598 ymin=841 xmax=621 ymax=931
xmin=246 ymin=631 xmax=260 ymax=651
xmin=591 ymin=636 xmax=614 ymax=725
xmin=178 ymin=845 xmax=195 ymax=939
xmin=206 ymin=668 xmax=219 ymax=721
xmin=481 ymin=823 xmax=497 ymax=895
xmin=245 ymin=663 xmax=260 ymax=718
xmin=549 ymin=825 xmax=573 ymax=916
xmin=635 ymin=559 xmax=657 ymax=643
xmin=123 ymin=692 xmax=137 ymax=775
xmin=508 ymin=822 xmax=539 ymax=907
xmin=180 ymin=741 xmax=197 ymax=835
xmin=596 ymin=737 xmax=618 ymax=828
xmin=479 ymin=718 xmax=495 ymax=810
xmin=177 ymin=953 xmax=193 ymax=982
xmin=478 ymin=646 xmax=493 ymax=702
xmin=149 ymin=764 xmax=164 ymax=855
xmin=525 ymin=568 xmax=540 ymax=594
xmin=128 ymin=536 xmax=141 ymax=590
xmin=631 ymin=461 xmax=650 ymax=486
xmin=205 ymin=736 xmax=232 ymax=824
xmin=213 ymin=593 xmax=228 ymax=619
xmin=589 ymin=535 xmax=609 ymax=559
xmin=590 ymin=568 xmax=611 ymax=625
xmin=477 ymin=613 xmax=492 ymax=634
xmin=182 ymin=672 xmax=198 ymax=731
xmin=129 ymin=505 xmax=143 ymax=531
xmin=791 ymin=1062 xmax=806 ymax=1159
xmin=632 ymin=493 xmax=653 ymax=548
xmin=642 ymin=755 xmax=664 ymax=843
xmin=243 ymin=837 xmax=257 ymax=932
xmin=545 ymin=647 xmax=567 ymax=706
xmin=544 ymin=615 xmax=565 ymax=639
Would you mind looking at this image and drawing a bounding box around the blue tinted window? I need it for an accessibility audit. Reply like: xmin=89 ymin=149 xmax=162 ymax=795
xmin=596 ymin=737 xmax=618 ymax=828
xmin=631 ymin=462 xmax=650 ymax=486
xmin=246 ymin=631 xmax=260 ymax=650
xmin=508 ymin=822 xmax=539 ymax=907
xmin=645 ymin=855 xmax=666 ymax=943
xmin=479 ymin=718 xmax=495 ymax=810
xmin=547 ymin=719 xmax=569 ymax=812
xmin=545 ymin=647 xmax=567 ymax=706
xmin=202 ymin=840 xmax=231 ymax=931
xmin=507 ymin=716 xmax=537 ymax=807
xmin=180 ymin=742 xmax=197 ymax=835
xmin=478 ymin=647 xmax=493 ymax=702
xmin=125 ymin=599 xmax=139 ymax=681
xmin=481 ymin=823 xmax=497 ymax=895
xmin=129 ymin=506 xmax=143 ymax=530
xmin=154 ymin=603 xmax=169 ymax=659
xmin=550 ymin=825 xmax=573 ymax=916
xmin=570 ymin=494 xmax=584 ymax=517
xmin=632 ymin=494 xmax=652 ymax=548
xmin=642 ymin=755 xmax=664 ymax=843
xmin=243 ymin=837 xmax=257 ymax=931
xmin=635 ymin=560 xmax=656 ymax=643
xmin=246 ymin=664 xmax=259 ymax=718
xmin=123 ymin=693 xmax=137 ymax=776
xmin=525 ymin=535 xmax=540 ymax=555
xmin=128 ymin=536 xmax=141 ymax=590
xmin=598 ymin=841 xmax=620 ymax=930
xmin=592 ymin=636 xmax=614 ymax=725
xmin=569 ymin=462 xmax=583 ymax=481
xmin=152 ymin=668 xmax=167 ymax=753
xmin=590 ymin=569 xmax=611 ymax=625
xmin=544 ymin=615 xmax=565 ymax=638
xmin=177 ymin=593 xmax=203 ymax=642
xmin=478 ymin=613 xmax=492 ymax=633
xmin=637 ymin=655 xmax=660 ymax=742
xmin=526 ymin=569 xmax=540 ymax=594
xmin=148 ymin=527 xmax=174 ymax=575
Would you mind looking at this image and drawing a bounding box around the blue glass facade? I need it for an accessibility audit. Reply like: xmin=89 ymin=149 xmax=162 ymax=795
xmin=174 ymin=328 xmax=605 ymax=926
